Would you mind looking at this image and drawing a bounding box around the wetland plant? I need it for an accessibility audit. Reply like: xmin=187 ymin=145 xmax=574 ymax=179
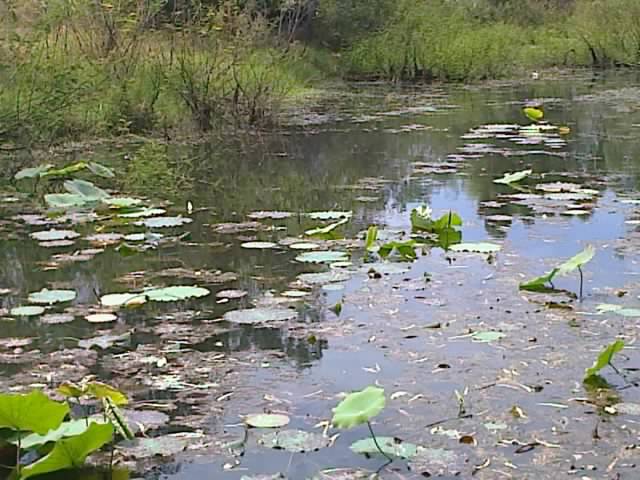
xmin=584 ymin=340 xmax=625 ymax=383
xmin=519 ymin=245 xmax=595 ymax=298
xmin=410 ymin=206 xmax=462 ymax=250
xmin=332 ymin=386 xmax=392 ymax=466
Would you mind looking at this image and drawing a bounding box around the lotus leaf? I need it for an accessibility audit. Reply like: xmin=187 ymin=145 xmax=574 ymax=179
xmin=137 ymin=216 xmax=193 ymax=228
xmin=245 ymin=414 xmax=290 ymax=428
xmin=64 ymin=179 xmax=110 ymax=200
xmin=0 ymin=390 xmax=69 ymax=434
xmin=519 ymin=268 xmax=559 ymax=292
xmin=584 ymin=340 xmax=624 ymax=381
xmin=16 ymin=419 xmax=102 ymax=449
xmin=224 ymin=307 xmax=297 ymax=324
xmin=471 ymin=331 xmax=506 ymax=342
xmin=100 ymin=293 xmax=147 ymax=308
xmin=15 ymin=164 xmax=53 ymax=180
xmin=21 ymin=422 xmax=114 ymax=479
xmin=119 ymin=207 xmax=166 ymax=218
xmin=332 ymin=386 xmax=385 ymax=429
xmin=30 ymin=229 xmax=80 ymax=242
xmin=295 ymin=251 xmax=349 ymax=264
xmin=350 ymin=437 xmax=418 ymax=459
xmin=259 ymin=429 xmax=330 ymax=452
xmin=556 ymin=245 xmax=595 ymax=276
xmin=289 ymin=242 xmax=321 ymax=250
xmin=145 ymin=286 xmax=210 ymax=302
xmin=297 ymin=271 xmax=351 ymax=285
xmin=10 ymin=306 xmax=45 ymax=317
xmin=103 ymin=197 xmax=143 ymax=208
xmin=28 ymin=289 xmax=76 ymax=305
xmin=45 ymin=194 xmax=88 ymax=209
xmin=241 ymin=241 xmax=278 ymax=249
xmin=86 ymin=381 xmax=128 ymax=405
xmin=87 ymin=162 xmax=115 ymax=178
xmin=494 ymin=169 xmax=532 ymax=185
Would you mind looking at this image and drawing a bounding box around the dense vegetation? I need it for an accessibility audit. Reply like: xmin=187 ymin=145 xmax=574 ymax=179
xmin=1 ymin=0 xmax=640 ymax=144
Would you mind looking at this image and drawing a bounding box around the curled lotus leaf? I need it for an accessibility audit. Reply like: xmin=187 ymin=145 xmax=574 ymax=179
xmin=45 ymin=194 xmax=88 ymax=209
xmin=332 ymin=386 xmax=385 ymax=429
xmin=64 ymin=179 xmax=110 ymax=200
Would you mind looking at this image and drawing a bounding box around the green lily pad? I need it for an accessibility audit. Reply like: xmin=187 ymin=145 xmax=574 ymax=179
xmin=45 ymin=194 xmax=88 ymax=209
xmin=87 ymin=162 xmax=115 ymax=178
xmin=471 ymin=331 xmax=506 ymax=343
xmin=308 ymin=211 xmax=352 ymax=220
xmin=297 ymin=271 xmax=351 ymax=285
xmin=10 ymin=306 xmax=45 ymax=317
xmin=241 ymin=241 xmax=278 ymax=249
xmin=103 ymin=197 xmax=143 ymax=208
xmin=119 ymin=207 xmax=166 ymax=218
xmin=289 ymin=242 xmax=321 ymax=250
xmin=64 ymin=179 xmax=110 ymax=200
xmin=121 ymin=434 xmax=199 ymax=458
xmin=450 ymin=242 xmax=501 ymax=254
xmin=224 ymin=308 xmax=298 ymax=324
xmin=332 ymin=386 xmax=385 ymax=429
xmin=494 ymin=169 xmax=532 ymax=185
xmin=21 ymin=422 xmax=114 ymax=480
xmin=245 ymin=414 xmax=290 ymax=428
xmin=145 ymin=286 xmax=210 ymax=302
xmin=259 ymin=429 xmax=330 ymax=452
xmin=137 ymin=216 xmax=192 ymax=228
xmin=85 ymin=313 xmax=117 ymax=323
xmin=0 ymin=390 xmax=69 ymax=434
xmin=30 ymin=229 xmax=80 ymax=242
xmin=100 ymin=293 xmax=147 ymax=308
xmin=556 ymin=245 xmax=595 ymax=276
xmin=28 ymin=288 xmax=76 ymax=305
xmin=350 ymin=437 xmax=418 ymax=459
xmin=295 ymin=251 xmax=349 ymax=264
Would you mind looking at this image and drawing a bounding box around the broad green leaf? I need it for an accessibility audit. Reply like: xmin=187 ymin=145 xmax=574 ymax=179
xmin=41 ymin=162 xmax=88 ymax=178
xmin=27 ymin=289 xmax=76 ymax=305
xmin=584 ymin=340 xmax=625 ymax=381
xmin=44 ymin=194 xmax=88 ymax=209
xmin=57 ymin=382 xmax=85 ymax=398
xmin=245 ymin=414 xmax=290 ymax=428
xmin=87 ymin=162 xmax=115 ymax=178
xmin=145 ymin=286 xmax=210 ymax=302
xmin=378 ymin=241 xmax=417 ymax=261
xmin=350 ymin=437 xmax=418 ymax=459
xmin=432 ymin=212 xmax=462 ymax=232
xmin=557 ymin=245 xmax=595 ymax=276
xmin=102 ymin=197 xmax=143 ymax=209
xmin=305 ymin=217 xmax=349 ymax=237
xmin=86 ymin=382 xmax=128 ymax=406
xmin=0 ymin=390 xmax=69 ymax=434
xmin=100 ymin=293 xmax=147 ymax=308
xmin=10 ymin=306 xmax=45 ymax=317
xmin=102 ymin=398 xmax=134 ymax=440
xmin=295 ymin=251 xmax=349 ymax=264
xmin=410 ymin=206 xmax=434 ymax=232
xmin=494 ymin=169 xmax=532 ymax=185
xmin=15 ymin=419 xmax=101 ymax=450
xmin=519 ymin=268 xmax=559 ymax=292
xmin=20 ymin=422 xmax=114 ymax=479
xmin=365 ymin=226 xmax=378 ymax=252
xmin=15 ymin=164 xmax=53 ymax=180
xmin=63 ymin=179 xmax=110 ymax=200
xmin=259 ymin=429 xmax=329 ymax=452
xmin=332 ymin=386 xmax=385 ymax=429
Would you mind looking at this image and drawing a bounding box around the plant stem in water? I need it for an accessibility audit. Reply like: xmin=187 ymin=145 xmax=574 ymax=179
xmin=366 ymin=420 xmax=393 ymax=464
xmin=578 ymin=265 xmax=584 ymax=299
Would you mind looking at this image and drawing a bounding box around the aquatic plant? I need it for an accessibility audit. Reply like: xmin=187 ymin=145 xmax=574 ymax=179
xmin=584 ymin=340 xmax=625 ymax=382
xmin=332 ymin=386 xmax=392 ymax=465
xmin=410 ymin=206 xmax=462 ymax=250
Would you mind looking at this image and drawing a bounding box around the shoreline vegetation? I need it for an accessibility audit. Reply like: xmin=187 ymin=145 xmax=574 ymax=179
xmin=1 ymin=0 xmax=640 ymax=146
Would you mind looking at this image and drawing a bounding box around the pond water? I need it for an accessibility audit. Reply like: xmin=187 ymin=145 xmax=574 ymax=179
xmin=2 ymin=71 xmax=640 ymax=480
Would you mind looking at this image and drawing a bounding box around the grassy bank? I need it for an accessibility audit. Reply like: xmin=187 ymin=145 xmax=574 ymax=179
xmin=2 ymin=0 xmax=640 ymax=145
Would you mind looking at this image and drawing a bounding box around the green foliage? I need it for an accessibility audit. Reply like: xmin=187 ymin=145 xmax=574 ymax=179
xmin=520 ymin=246 xmax=595 ymax=293
xmin=584 ymin=340 xmax=625 ymax=381
xmin=305 ymin=217 xmax=350 ymax=238
xmin=332 ymin=386 xmax=386 ymax=429
xmin=365 ymin=226 xmax=378 ymax=252
xmin=378 ymin=240 xmax=417 ymax=261
xmin=0 ymin=391 xmax=69 ymax=435
xmin=494 ymin=169 xmax=532 ymax=185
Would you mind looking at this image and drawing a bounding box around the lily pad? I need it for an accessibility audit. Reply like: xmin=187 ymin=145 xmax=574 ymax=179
xmin=28 ymin=289 xmax=76 ymax=305
xmin=350 ymin=437 xmax=418 ymax=459
xmin=45 ymin=194 xmax=88 ymax=209
xmin=224 ymin=308 xmax=298 ymax=324
xmin=121 ymin=434 xmax=199 ymax=458
xmin=10 ymin=306 xmax=45 ymax=317
xmin=87 ymin=162 xmax=115 ymax=178
xmin=494 ymin=169 xmax=532 ymax=185
xmin=137 ymin=216 xmax=192 ymax=228
xmin=31 ymin=229 xmax=80 ymax=242
xmin=85 ymin=313 xmax=117 ymax=323
xmin=245 ymin=414 xmax=291 ymax=428
xmin=289 ymin=242 xmax=321 ymax=250
xmin=103 ymin=197 xmax=143 ymax=208
xmin=64 ymin=179 xmax=110 ymax=200
xmin=15 ymin=164 xmax=53 ymax=180
xmin=145 ymin=286 xmax=210 ymax=302
xmin=450 ymin=242 xmax=501 ymax=254
xmin=259 ymin=429 xmax=330 ymax=452
xmin=241 ymin=241 xmax=278 ymax=249
xmin=216 ymin=289 xmax=248 ymax=299
xmin=297 ymin=271 xmax=351 ymax=285
xmin=332 ymin=386 xmax=385 ymax=429
xmin=471 ymin=331 xmax=506 ymax=343
xmin=100 ymin=293 xmax=147 ymax=308
xmin=119 ymin=207 xmax=166 ymax=218
xmin=295 ymin=251 xmax=349 ymax=264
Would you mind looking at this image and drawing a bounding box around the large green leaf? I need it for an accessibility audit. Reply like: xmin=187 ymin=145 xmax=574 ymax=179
xmin=86 ymin=382 xmax=128 ymax=406
xmin=41 ymin=162 xmax=88 ymax=178
xmin=332 ymin=386 xmax=385 ymax=429
xmin=410 ymin=206 xmax=433 ymax=232
xmin=87 ymin=162 xmax=115 ymax=178
xmin=15 ymin=419 xmax=100 ymax=450
xmin=378 ymin=241 xmax=417 ymax=261
xmin=350 ymin=437 xmax=418 ymax=459
xmin=493 ymin=169 xmax=532 ymax=185
xmin=63 ymin=179 xmax=110 ymax=200
xmin=145 ymin=286 xmax=210 ymax=302
xmin=431 ymin=212 xmax=462 ymax=232
xmin=44 ymin=194 xmax=88 ymax=209
xmin=365 ymin=226 xmax=378 ymax=252
xmin=14 ymin=164 xmax=53 ymax=180
xmin=20 ymin=422 xmax=114 ymax=479
xmin=584 ymin=340 xmax=624 ymax=381
xmin=557 ymin=245 xmax=595 ymax=276
xmin=519 ymin=268 xmax=559 ymax=292
xmin=27 ymin=289 xmax=76 ymax=305
xmin=0 ymin=391 xmax=69 ymax=434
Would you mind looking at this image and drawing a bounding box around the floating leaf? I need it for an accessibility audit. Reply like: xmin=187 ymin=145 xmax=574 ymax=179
xmin=86 ymin=381 xmax=128 ymax=406
xmin=223 ymin=308 xmax=297 ymax=324
xmin=245 ymin=414 xmax=290 ymax=428
xmin=556 ymin=245 xmax=595 ymax=276
xmin=15 ymin=164 xmax=53 ymax=180
xmin=119 ymin=207 xmax=166 ymax=218
xmin=332 ymin=386 xmax=385 ymax=429
xmin=289 ymin=242 xmax=321 ymax=250
xmin=145 ymin=286 xmax=210 ymax=302
xmin=241 ymin=242 xmax=278 ymax=249
xmin=87 ymin=162 xmax=115 ymax=178
xmin=297 ymin=271 xmax=351 ymax=285
xmin=21 ymin=422 xmax=114 ymax=480
xmin=45 ymin=194 xmax=88 ymax=209
xmin=471 ymin=331 xmax=506 ymax=343
xmin=121 ymin=434 xmax=193 ymax=458
xmin=597 ymin=304 xmax=640 ymax=317
xmin=350 ymin=437 xmax=418 ymax=459
xmin=308 ymin=211 xmax=352 ymax=221
xmin=57 ymin=382 xmax=85 ymax=398
xmin=305 ymin=218 xmax=350 ymax=237
xmin=28 ymin=289 xmax=76 ymax=305
xmin=100 ymin=292 xmax=147 ymax=308
xmin=10 ymin=306 xmax=45 ymax=317
xmin=64 ymin=179 xmax=110 ymax=200
xmin=30 ymin=229 xmax=80 ymax=242
xmin=0 ymin=390 xmax=69 ymax=434
xmin=494 ymin=169 xmax=532 ymax=185
xmin=103 ymin=197 xmax=143 ymax=209
xmin=295 ymin=251 xmax=349 ymax=264
xmin=450 ymin=242 xmax=501 ymax=254
xmin=584 ymin=340 xmax=624 ymax=381
xmin=137 ymin=216 xmax=192 ymax=228
xmin=259 ymin=429 xmax=330 ymax=452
